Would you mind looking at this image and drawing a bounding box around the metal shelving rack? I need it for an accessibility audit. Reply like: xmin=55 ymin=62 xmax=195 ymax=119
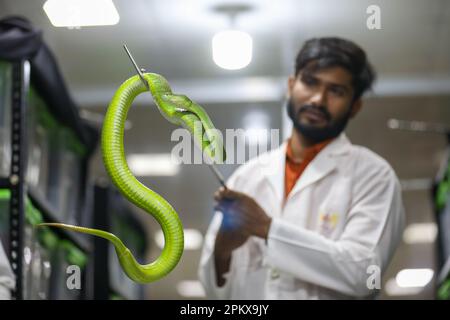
xmin=7 ymin=60 xmax=29 ymax=300
xmin=1 ymin=17 xmax=150 ymax=300
xmin=0 ymin=15 xmax=105 ymax=300
xmin=1 ymin=60 xmax=148 ymax=301
xmin=0 ymin=58 xmax=97 ymax=299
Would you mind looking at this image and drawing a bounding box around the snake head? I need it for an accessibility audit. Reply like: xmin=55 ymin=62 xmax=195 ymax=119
xmin=140 ymin=73 xmax=226 ymax=163
xmin=158 ymin=94 xmax=226 ymax=164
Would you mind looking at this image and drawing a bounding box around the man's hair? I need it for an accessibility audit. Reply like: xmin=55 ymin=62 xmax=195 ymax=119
xmin=295 ymin=37 xmax=376 ymax=100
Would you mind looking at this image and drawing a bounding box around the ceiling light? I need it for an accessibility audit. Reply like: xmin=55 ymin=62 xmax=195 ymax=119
xmin=212 ymin=30 xmax=253 ymax=70
xmin=403 ymin=222 xmax=437 ymax=244
xmin=242 ymin=111 xmax=270 ymax=146
xmin=127 ymin=153 xmax=180 ymax=176
xmin=43 ymin=0 xmax=120 ymax=28
xmin=176 ymin=280 xmax=206 ymax=298
xmin=212 ymin=4 xmax=253 ymax=70
xmin=385 ymin=278 xmax=423 ymax=296
xmin=396 ymin=268 xmax=434 ymax=288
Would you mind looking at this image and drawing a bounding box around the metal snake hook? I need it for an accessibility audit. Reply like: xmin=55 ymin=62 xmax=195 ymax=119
xmin=123 ymin=43 xmax=150 ymax=91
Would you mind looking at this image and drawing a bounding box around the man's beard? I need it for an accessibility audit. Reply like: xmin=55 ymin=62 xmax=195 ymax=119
xmin=287 ymin=98 xmax=352 ymax=144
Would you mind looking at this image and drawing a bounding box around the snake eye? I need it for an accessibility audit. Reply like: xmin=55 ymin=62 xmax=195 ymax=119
xmin=175 ymin=107 xmax=188 ymax=113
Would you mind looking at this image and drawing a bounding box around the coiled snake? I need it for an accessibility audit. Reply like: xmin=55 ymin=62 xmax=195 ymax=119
xmin=39 ymin=73 xmax=225 ymax=283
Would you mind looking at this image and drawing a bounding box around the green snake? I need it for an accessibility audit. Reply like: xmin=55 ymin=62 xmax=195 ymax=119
xmin=38 ymin=73 xmax=225 ymax=283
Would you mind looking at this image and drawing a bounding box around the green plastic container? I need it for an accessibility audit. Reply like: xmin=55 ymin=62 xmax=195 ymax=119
xmin=0 ymin=189 xmax=61 ymax=300
xmin=54 ymin=127 xmax=85 ymax=225
xmin=0 ymin=189 xmax=11 ymax=248
xmin=26 ymin=89 xmax=53 ymax=203
xmin=23 ymin=197 xmax=56 ymax=300
xmin=438 ymin=278 xmax=450 ymax=300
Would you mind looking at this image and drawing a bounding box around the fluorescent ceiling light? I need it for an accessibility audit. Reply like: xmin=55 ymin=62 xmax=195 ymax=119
xmin=403 ymin=223 xmax=437 ymax=244
xmin=212 ymin=30 xmax=252 ymax=70
xmin=155 ymin=229 xmax=203 ymax=250
xmin=385 ymin=278 xmax=423 ymax=296
xmin=399 ymin=178 xmax=432 ymax=191
xmin=127 ymin=153 xmax=180 ymax=177
xmin=243 ymin=111 xmax=270 ymax=146
xmin=43 ymin=0 xmax=120 ymax=27
xmin=176 ymin=280 xmax=206 ymax=298
xmin=396 ymin=268 xmax=434 ymax=288
xmin=245 ymin=128 xmax=269 ymax=146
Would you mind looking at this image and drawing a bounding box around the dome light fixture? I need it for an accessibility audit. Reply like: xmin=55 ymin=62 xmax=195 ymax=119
xmin=212 ymin=4 xmax=253 ymax=70
xmin=212 ymin=30 xmax=252 ymax=70
xmin=43 ymin=0 xmax=119 ymax=28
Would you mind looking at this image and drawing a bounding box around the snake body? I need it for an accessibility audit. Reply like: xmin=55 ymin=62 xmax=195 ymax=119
xmin=39 ymin=73 xmax=225 ymax=283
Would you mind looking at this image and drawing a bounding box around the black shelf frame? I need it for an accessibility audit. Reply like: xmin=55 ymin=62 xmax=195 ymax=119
xmin=7 ymin=60 xmax=28 ymax=300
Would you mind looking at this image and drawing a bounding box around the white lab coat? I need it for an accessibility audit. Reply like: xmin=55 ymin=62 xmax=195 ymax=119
xmin=198 ymin=133 xmax=405 ymax=299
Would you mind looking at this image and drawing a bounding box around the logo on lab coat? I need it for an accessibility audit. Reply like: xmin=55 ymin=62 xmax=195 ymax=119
xmin=319 ymin=212 xmax=340 ymax=236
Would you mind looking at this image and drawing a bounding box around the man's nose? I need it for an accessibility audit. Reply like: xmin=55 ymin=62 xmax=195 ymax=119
xmin=309 ymin=88 xmax=327 ymax=106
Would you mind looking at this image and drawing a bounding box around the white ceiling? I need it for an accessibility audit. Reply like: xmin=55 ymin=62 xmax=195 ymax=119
xmin=1 ymin=0 xmax=450 ymax=106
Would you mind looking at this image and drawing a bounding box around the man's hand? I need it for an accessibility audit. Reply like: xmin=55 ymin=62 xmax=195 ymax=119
xmin=214 ymin=187 xmax=272 ymax=240
xmin=213 ymin=187 xmax=272 ymax=287
xmin=213 ymin=217 xmax=249 ymax=287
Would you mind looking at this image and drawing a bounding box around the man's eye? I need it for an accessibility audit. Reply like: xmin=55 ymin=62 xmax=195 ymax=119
xmin=301 ymin=76 xmax=317 ymax=86
xmin=330 ymin=87 xmax=345 ymax=96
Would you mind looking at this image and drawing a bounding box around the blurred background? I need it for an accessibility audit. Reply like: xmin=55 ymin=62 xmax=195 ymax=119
xmin=0 ymin=0 xmax=449 ymax=300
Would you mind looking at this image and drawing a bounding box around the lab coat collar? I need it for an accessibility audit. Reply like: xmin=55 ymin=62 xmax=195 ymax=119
xmin=262 ymin=133 xmax=352 ymax=204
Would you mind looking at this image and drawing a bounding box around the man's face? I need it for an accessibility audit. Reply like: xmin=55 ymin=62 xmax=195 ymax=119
xmin=287 ymin=65 xmax=361 ymax=143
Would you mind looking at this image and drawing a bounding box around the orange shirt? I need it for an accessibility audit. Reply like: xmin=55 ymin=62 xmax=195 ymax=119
xmin=284 ymin=138 xmax=333 ymax=200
